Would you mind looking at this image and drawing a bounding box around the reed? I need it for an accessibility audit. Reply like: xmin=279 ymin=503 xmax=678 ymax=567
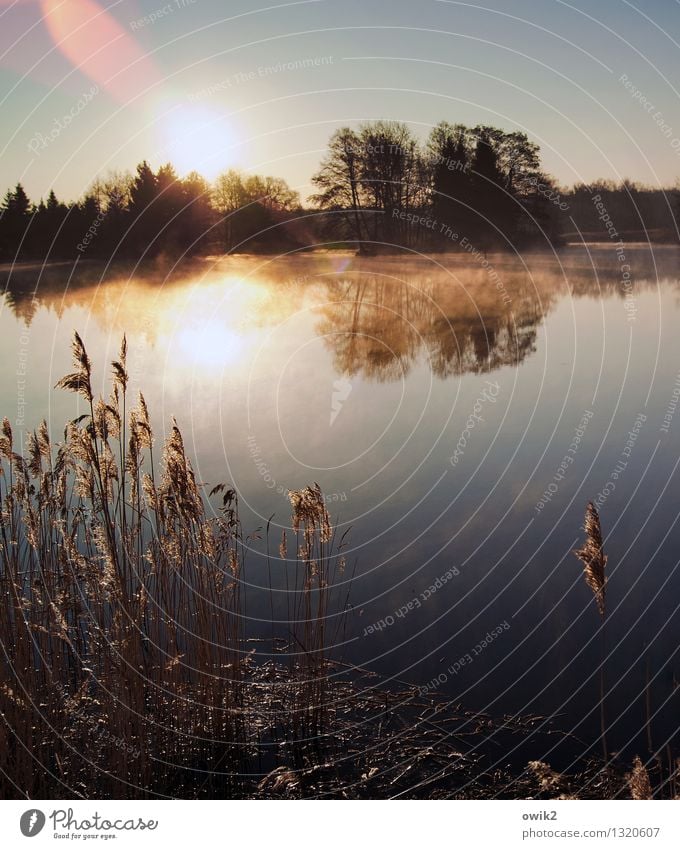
xmin=574 ymin=501 xmax=607 ymax=617
xmin=284 ymin=483 xmax=349 ymax=737
xmin=0 ymin=332 xmax=346 ymax=798
xmin=627 ymin=756 xmax=653 ymax=800
xmin=574 ymin=501 xmax=608 ymax=761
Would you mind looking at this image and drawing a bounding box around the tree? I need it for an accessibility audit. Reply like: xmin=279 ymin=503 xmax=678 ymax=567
xmin=245 ymin=175 xmax=299 ymax=211
xmin=312 ymin=122 xmax=426 ymax=249
xmin=155 ymin=163 xmax=184 ymax=236
xmin=0 ymin=184 xmax=33 ymax=259
xmin=311 ymin=127 xmax=367 ymax=244
xmin=427 ymin=122 xmax=473 ymax=240
xmin=471 ymin=129 xmax=504 ymax=186
xmin=101 ymin=171 xmax=133 ymax=215
xmin=5 ymin=183 xmax=31 ymax=217
xmin=213 ymin=169 xmax=250 ymax=250
xmin=42 ymin=189 xmax=72 ymax=258
xmin=91 ymin=171 xmax=132 ymax=257
xmin=127 ymin=161 xmax=160 ymax=256
xmin=465 ymin=126 xmax=556 ymax=247
xmin=470 ymin=128 xmax=507 ymax=245
xmin=495 ymin=130 xmax=541 ymax=195
xmin=358 ymin=121 xmax=422 ymax=245
xmin=180 ymin=171 xmax=214 ymax=254
xmin=213 ymin=169 xmax=300 ymax=252
xmin=129 ymin=161 xmax=157 ymax=212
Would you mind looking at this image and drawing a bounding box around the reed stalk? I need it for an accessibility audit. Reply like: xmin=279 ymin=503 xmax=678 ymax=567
xmin=574 ymin=501 xmax=608 ymax=761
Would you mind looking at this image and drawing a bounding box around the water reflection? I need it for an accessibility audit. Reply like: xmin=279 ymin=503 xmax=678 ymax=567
xmin=4 ymin=246 xmax=673 ymax=381
xmin=2 ymin=245 xmax=680 ymax=765
xmin=315 ymin=272 xmax=542 ymax=380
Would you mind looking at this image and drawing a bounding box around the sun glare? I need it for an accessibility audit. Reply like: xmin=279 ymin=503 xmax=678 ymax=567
xmin=164 ymin=277 xmax=272 ymax=371
xmin=159 ymin=104 xmax=237 ymax=179
xmin=175 ymin=322 xmax=246 ymax=369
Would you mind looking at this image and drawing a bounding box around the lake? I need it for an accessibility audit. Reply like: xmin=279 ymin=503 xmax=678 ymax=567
xmin=2 ymin=244 xmax=679 ymax=768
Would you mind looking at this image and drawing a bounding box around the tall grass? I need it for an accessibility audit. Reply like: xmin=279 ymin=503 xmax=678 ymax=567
xmin=0 ymin=333 xmax=344 ymax=798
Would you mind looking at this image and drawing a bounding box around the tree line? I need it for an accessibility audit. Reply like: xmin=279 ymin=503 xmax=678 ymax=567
xmin=0 ymin=163 xmax=303 ymax=263
xmin=562 ymin=180 xmax=679 ymax=242
xmin=311 ymin=121 xmax=679 ymax=250
xmin=311 ymin=121 xmax=560 ymax=250
xmin=1 ymin=120 xmax=678 ymax=262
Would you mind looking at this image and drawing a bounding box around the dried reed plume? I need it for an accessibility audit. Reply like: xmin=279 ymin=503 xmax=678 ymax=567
xmin=284 ymin=483 xmax=348 ymax=734
xmin=528 ymin=760 xmax=563 ymax=793
xmin=574 ymin=501 xmax=607 ymax=617
xmin=574 ymin=501 xmax=609 ymax=762
xmin=0 ymin=331 xmax=351 ymax=798
xmin=627 ymin=756 xmax=653 ymax=800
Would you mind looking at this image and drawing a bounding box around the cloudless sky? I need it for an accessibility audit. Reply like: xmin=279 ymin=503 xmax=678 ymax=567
xmin=1 ymin=0 xmax=680 ymax=202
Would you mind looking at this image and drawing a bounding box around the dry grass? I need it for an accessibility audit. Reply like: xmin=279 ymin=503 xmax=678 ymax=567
xmin=627 ymin=756 xmax=653 ymax=800
xmin=1 ymin=336 xmax=236 ymax=795
xmin=574 ymin=501 xmax=607 ymax=618
xmin=0 ymin=332 xmax=348 ymax=797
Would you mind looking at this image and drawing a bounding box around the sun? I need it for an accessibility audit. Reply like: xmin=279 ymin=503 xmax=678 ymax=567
xmin=158 ymin=104 xmax=237 ymax=179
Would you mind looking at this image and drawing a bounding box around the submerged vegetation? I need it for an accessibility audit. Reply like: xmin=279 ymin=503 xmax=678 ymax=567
xmin=0 ymin=334 xmax=675 ymax=799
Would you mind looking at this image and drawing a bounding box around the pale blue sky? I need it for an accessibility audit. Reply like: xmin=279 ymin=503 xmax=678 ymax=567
xmin=1 ymin=0 xmax=680 ymax=202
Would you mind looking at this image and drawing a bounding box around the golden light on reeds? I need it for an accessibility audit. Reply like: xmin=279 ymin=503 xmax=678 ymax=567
xmin=0 ymin=332 xmax=353 ymax=796
xmin=574 ymin=501 xmax=607 ymax=617
xmin=627 ymin=756 xmax=653 ymax=800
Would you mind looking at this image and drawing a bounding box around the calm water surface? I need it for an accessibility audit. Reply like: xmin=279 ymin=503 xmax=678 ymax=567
xmin=2 ymin=245 xmax=679 ymax=762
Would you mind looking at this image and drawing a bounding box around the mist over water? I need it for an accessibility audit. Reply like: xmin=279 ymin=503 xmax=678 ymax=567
xmin=3 ymin=244 xmax=680 ymax=763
